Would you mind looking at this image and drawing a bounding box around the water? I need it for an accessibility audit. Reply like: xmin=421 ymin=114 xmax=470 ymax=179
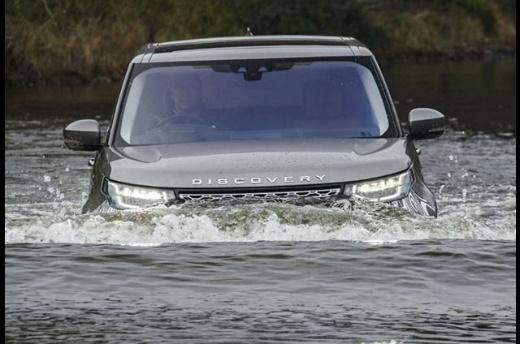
xmin=5 ymin=58 xmax=516 ymax=343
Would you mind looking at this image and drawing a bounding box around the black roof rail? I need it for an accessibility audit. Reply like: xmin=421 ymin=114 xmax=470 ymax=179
xmin=137 ymin=36 xmax=364 ymax=56
xmin=137 ymin=42 xmax=157 ymax=55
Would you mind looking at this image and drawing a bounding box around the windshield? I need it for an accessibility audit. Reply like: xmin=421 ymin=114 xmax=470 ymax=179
xmin=117 ymin=60 xmax=392 ymax=145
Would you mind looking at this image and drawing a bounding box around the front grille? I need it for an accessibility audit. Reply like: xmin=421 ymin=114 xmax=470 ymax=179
xmin=178 ymin=186 xmax=342 ymax=202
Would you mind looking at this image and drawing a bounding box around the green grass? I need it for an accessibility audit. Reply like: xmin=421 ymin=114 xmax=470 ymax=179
xmin=5 ymin=0 xmax=516 ymax=85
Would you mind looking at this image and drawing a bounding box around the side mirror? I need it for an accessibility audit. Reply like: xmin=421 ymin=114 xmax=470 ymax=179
xmin=63 ymin=119 xmax=101 ymax=151
xmin=408 ymin=108 xmax=445 ymax=140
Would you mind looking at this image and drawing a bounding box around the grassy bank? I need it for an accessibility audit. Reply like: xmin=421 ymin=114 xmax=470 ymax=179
xmin=5 ymin=0 xmax=516 ymax=86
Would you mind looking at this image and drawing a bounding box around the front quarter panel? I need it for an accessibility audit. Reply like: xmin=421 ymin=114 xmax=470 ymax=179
xmin=81 ymin=147 xmax=112 ymax=213
xmin=393 ymin=139 xmax=437 ymax=216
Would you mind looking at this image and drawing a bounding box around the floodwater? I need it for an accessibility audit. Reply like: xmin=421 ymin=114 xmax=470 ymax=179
xmin=5 ymin=58 xmax=516 ymax=343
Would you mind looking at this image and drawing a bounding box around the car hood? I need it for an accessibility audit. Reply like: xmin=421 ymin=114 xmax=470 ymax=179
xmin=107 ymin=138 xmax=411 ymax=188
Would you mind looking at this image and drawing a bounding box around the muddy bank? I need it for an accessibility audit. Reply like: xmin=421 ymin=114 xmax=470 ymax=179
xmin=6 ymin=48 xmax=516 ymax=88
xmin=6 ymin=0 xmax=516 ymax=87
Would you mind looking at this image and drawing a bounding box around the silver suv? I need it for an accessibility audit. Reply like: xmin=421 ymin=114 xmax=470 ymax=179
xmin=63 ymin=36 xmax=445 ymax=216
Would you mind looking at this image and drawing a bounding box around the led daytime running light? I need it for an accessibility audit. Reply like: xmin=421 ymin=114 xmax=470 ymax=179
xmin=348 ymin=170 xmax=413 ymax=202
xmin=106 ymin=180 xmax=175 ymax=209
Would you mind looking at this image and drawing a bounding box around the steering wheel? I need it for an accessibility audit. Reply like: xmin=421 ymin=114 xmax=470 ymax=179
xmin=152 ymin=114 xmax=215 ymax=129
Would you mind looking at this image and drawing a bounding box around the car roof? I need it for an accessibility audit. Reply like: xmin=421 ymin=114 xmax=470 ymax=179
xmin=133 ymin=35 xmax=373 ymax=63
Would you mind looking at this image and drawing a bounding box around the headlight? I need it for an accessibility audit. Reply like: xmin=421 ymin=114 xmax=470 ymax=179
xmin=344 ymin=170 xmax=413 ymax=202
xmin=105 ymin=179 xmax=175 ymax=209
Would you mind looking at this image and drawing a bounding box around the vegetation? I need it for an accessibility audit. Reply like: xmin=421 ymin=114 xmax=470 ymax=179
xmin=5 ymin=0 xmax=516 ymax=85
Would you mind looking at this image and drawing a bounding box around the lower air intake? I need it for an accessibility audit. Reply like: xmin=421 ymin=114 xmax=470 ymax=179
xmin=178 ymin=186 xmax=341 ymax=202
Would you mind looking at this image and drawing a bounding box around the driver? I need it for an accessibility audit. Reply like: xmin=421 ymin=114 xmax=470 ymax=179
xmin=167 ymin=76 xmax=205 ymax=123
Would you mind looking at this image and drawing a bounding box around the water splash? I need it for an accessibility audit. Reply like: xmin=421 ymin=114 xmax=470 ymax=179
xmin=5 ymin=195 xmax=515 ymax=245
xmin=5 ymin=123 xmax=516 ymax=245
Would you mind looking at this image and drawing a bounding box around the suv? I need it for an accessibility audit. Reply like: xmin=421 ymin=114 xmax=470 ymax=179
xmin=64 ymin=36 xmax=445 ymax=216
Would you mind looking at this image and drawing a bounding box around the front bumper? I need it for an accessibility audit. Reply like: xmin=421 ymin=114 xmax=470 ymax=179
xmin=91 ymin=178 xmax=438 ymax=217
